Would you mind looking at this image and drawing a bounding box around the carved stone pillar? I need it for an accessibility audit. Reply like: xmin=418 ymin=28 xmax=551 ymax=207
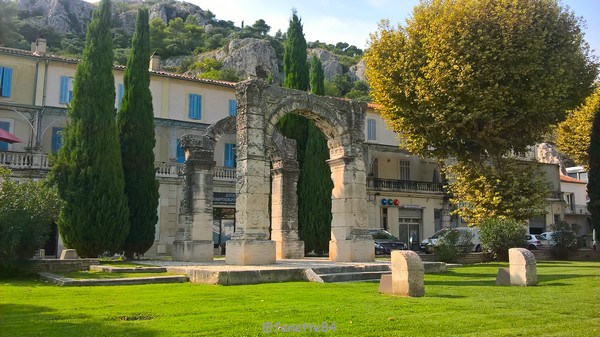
xmin=226 ymin=85 xmax=276 ymax=265
xmin=327 ymin=143 xmax=374 ymax=262
xmin=271 ymin=158 xmax=304 ymax=259
xmin=173 ymin=135 xmax=215 ymax=262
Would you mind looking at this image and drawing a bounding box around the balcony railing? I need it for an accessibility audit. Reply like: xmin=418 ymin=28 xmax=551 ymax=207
xmin=155 ymin=162 xmax=184 ymax=177
xmin=214 ymin=166 xmax=236 ymax=181
xmin=367 ymin=178 xmax=444 ymax=193
xmin=565 ymin=204 xmax=590 ymax=215
xmin=0 ymin=151 xmax=51 ymax=170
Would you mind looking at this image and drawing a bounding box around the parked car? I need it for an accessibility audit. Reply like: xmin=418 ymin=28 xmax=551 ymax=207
xmin=420 ymin=227 xmax=481 ymax=254
xmin=525 ymin=234 xmax=548 ymax=250
xmin=369 ymin=229 xmax=406 ymax=255
xmin=539 ymin=231 xmax=555 ymax=246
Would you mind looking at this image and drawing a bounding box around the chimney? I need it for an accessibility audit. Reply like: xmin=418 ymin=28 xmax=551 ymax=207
xmin=33 ymin=37 xmax=47 ymax=56
xmin=150 ymin=52 xmax=160 ymax=71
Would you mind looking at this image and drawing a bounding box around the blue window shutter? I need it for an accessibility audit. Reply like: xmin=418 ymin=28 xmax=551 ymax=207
xmin=0 ymin=121 xmax=9 ymax=151
xmin=117 ymin=83 xmax=124 ymax=109
xmin=176 ymin=140 xmax=185 ymax=163
xmin=188 ymin=94 xmax=195 ymax=119
xmin=51 ymin=127 xmax=64 ymax=153
xmin=228 ymin=99 xmax=236 ymax=116
xmin=189 ymin=94 xmax=201 ymax=120
xmin=197 ymin=95 xmax=202 ymax=119
xmin=1 ymin=67 xmax=12 ymax=97
xmin=224 ymin=143 xmax=235 ymax=167
xmin=59 ymin=76 xmax=69 ymax=104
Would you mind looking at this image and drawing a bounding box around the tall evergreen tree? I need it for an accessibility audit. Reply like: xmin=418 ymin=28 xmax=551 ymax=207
xmin=310 ymin=55 xmax=325 ymax=95
xmin=283 ymin=10 xmax=309 ymax=91
xmin=51 ymin=0 xmax=129 ymax=258
xmin=279 ymin=10 xmax=333 ymax=255
xmin=117 ymin=8 xmax=159 ymax=259
xmin=298 ymin=54 xmax=332 ymax=255
xmin=588 ymin=87 xmax=600 ymax=245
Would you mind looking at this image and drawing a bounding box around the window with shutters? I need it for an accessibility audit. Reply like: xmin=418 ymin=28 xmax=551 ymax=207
xmin=59 ymin=76 xmax=74 ymax=104
xmin=51 ymin=127 xmax=64 ymax=153
xmin=0 ymin=67 xmax=13 ymax=97
xmin=228 ymin=99 xmax=236 ymax=116
xmin=224 ymin=143 xmax=236 ymax=167
xmin=399 ymin=160 xmax=411 ymax=180
xmin=367 ymin=118 xmax=376 ymax=140
xmin=188 ymin=93 xmax=202 ymax=120
xmin=176 ymin=139 xmax=185 ymax=163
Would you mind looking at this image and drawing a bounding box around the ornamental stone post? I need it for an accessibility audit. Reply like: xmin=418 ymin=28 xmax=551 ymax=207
xmin=173 ymin=135 xmax=215 ymax=262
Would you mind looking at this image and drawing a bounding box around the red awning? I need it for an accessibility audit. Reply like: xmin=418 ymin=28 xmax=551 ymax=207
xmin=0 ymin=128 xmax=23 ymax=144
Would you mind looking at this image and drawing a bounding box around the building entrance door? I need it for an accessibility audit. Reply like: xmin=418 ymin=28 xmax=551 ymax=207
xmin=399 ymin=221 xmax=421 ymax=250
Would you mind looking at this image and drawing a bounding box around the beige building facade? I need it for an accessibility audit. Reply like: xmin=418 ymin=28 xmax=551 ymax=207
xmin=0 ymin=39 xmax=566 ymax=258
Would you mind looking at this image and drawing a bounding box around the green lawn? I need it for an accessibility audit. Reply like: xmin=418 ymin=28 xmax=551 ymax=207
xmin=1 ymin=261 xmax=598 ymax=337
xmin=60 ymin=271 xmax=182 ymax=279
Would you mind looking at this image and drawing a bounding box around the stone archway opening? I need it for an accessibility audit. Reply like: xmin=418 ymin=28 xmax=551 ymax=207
xmin=226 ymin=80 xmax=374 ymax=265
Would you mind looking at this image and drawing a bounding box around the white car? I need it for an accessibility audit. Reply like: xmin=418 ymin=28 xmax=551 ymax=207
xmin=525 ymin=234 xmax=549 ymax=250
xmin=420 ymin=227 xmax=481 ymax=254
xmin=539 ymin=232 xmax=556 ymax=246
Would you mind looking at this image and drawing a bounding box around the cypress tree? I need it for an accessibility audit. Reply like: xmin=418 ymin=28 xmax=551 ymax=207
xmin=588 ymin=90 xmax=600 ymax=244
xmin=279 ymin=10 xmax=333 ymax=255
xmin=300 ymin=54 xmax=332 ymax=255
xmin=310 ymin=55 xmax=325 ymax=95
xmin=117 ymin=8 xmax=159 ymax=259
xmin=283 ymin=10 xmax=309 ymax=91
xmin=51 ymin=0 xmax=129 ymax=258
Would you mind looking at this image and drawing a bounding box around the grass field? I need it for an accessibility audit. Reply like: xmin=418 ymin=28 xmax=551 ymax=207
xmin=59 ymin=271 xmax=182 ymax=279
xmin=1 ymin=261 xmax=598 ymax=337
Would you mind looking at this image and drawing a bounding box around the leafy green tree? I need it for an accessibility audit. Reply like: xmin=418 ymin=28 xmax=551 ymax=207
xmin=309 ymin=55 xmax=324 ymax=95
xmin=588 ymin=86 xmax=600 ymax=246
xmin=479 ymin=218 xmax=527 ymax=261
xmin=51 ymin=0 xmax=129 ymax=258
xmin=117 ymin=8 xmax=159 ymax=259
xmin=283 ymin=10 xmax=309 ymax=91
xmin=445 ymin=158 xmax=550 ymax=223
xmin=365 ymin=0 xmax=598 ymax=161
xmin=0 ymin=168 xmax=62 ymax=268
xmin=279 ymin=10 xmax=335 ymax=255
xmin=556 ymin=87 xmax=600 ymax=167
xmin=0 ymin=0 xmax=21 ymax=47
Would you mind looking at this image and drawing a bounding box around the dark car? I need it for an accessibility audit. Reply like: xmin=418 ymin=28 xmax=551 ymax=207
xmin=369 ymin=229 xmax=407 ymax=255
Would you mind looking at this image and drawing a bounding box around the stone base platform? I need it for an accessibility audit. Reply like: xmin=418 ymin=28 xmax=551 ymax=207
xmin=136 ymin=258 xmax=448 ymax=286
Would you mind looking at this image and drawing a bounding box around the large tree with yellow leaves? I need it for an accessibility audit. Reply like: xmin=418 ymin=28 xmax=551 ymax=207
xmin=365 ymin=0 xmax=598 ymax=161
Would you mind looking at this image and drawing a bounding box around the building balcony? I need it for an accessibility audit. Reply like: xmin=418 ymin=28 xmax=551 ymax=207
xmin=565 ymin=204 xmax=590 ymax=215
xmin=367 ymin=177 xmax=444 ymax=194
xmin=0 ymin=150 xmax=236 ymax=182
xmin=0 ymin=151 xmax=51 ymax=171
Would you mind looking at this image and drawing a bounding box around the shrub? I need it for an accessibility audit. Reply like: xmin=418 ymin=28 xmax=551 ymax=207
xmin=433 ymin=228 xmax=473 ymax=263
xmin=0 ymin=168 xmax=62 ymax=270
xmin=549 ymin=221 xmax=578 ymax=259
xmin=479 ymin=218 xmax=526 ymax=261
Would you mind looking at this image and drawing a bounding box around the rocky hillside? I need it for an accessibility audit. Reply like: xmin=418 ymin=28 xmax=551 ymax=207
xmin=6 ymin=0 xmax=369 ymax=99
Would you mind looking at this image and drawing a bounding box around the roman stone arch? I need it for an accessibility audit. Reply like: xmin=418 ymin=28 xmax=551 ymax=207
xmin=226 ymin=80 xmax=374 ymax=265
xmin=173 ymin=115 xmax=304 ymax=261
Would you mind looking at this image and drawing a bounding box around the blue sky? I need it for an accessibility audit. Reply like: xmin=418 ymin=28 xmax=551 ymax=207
xmin=82 ymin=0 xmax=599 ymax=57
xmin=183 ymin=0 xmax=599 ymax=58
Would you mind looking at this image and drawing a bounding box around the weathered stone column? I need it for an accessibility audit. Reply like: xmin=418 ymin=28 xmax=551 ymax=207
xmin=226 ymin=82 xmax=276 ymax=265
xmin=327 ymin=142 xmax=374 ymax=262
xmin=173 ymin=135 xmax=215 ymax=262
xmin=271 ymin=158 xmax=304 ymax=259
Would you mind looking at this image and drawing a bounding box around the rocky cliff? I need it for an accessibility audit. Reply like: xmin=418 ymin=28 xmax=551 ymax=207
xmin=16 ymin=0 xmax=209 ymax=36
xmin=216 ymin=39 xmax=281 ymax=84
